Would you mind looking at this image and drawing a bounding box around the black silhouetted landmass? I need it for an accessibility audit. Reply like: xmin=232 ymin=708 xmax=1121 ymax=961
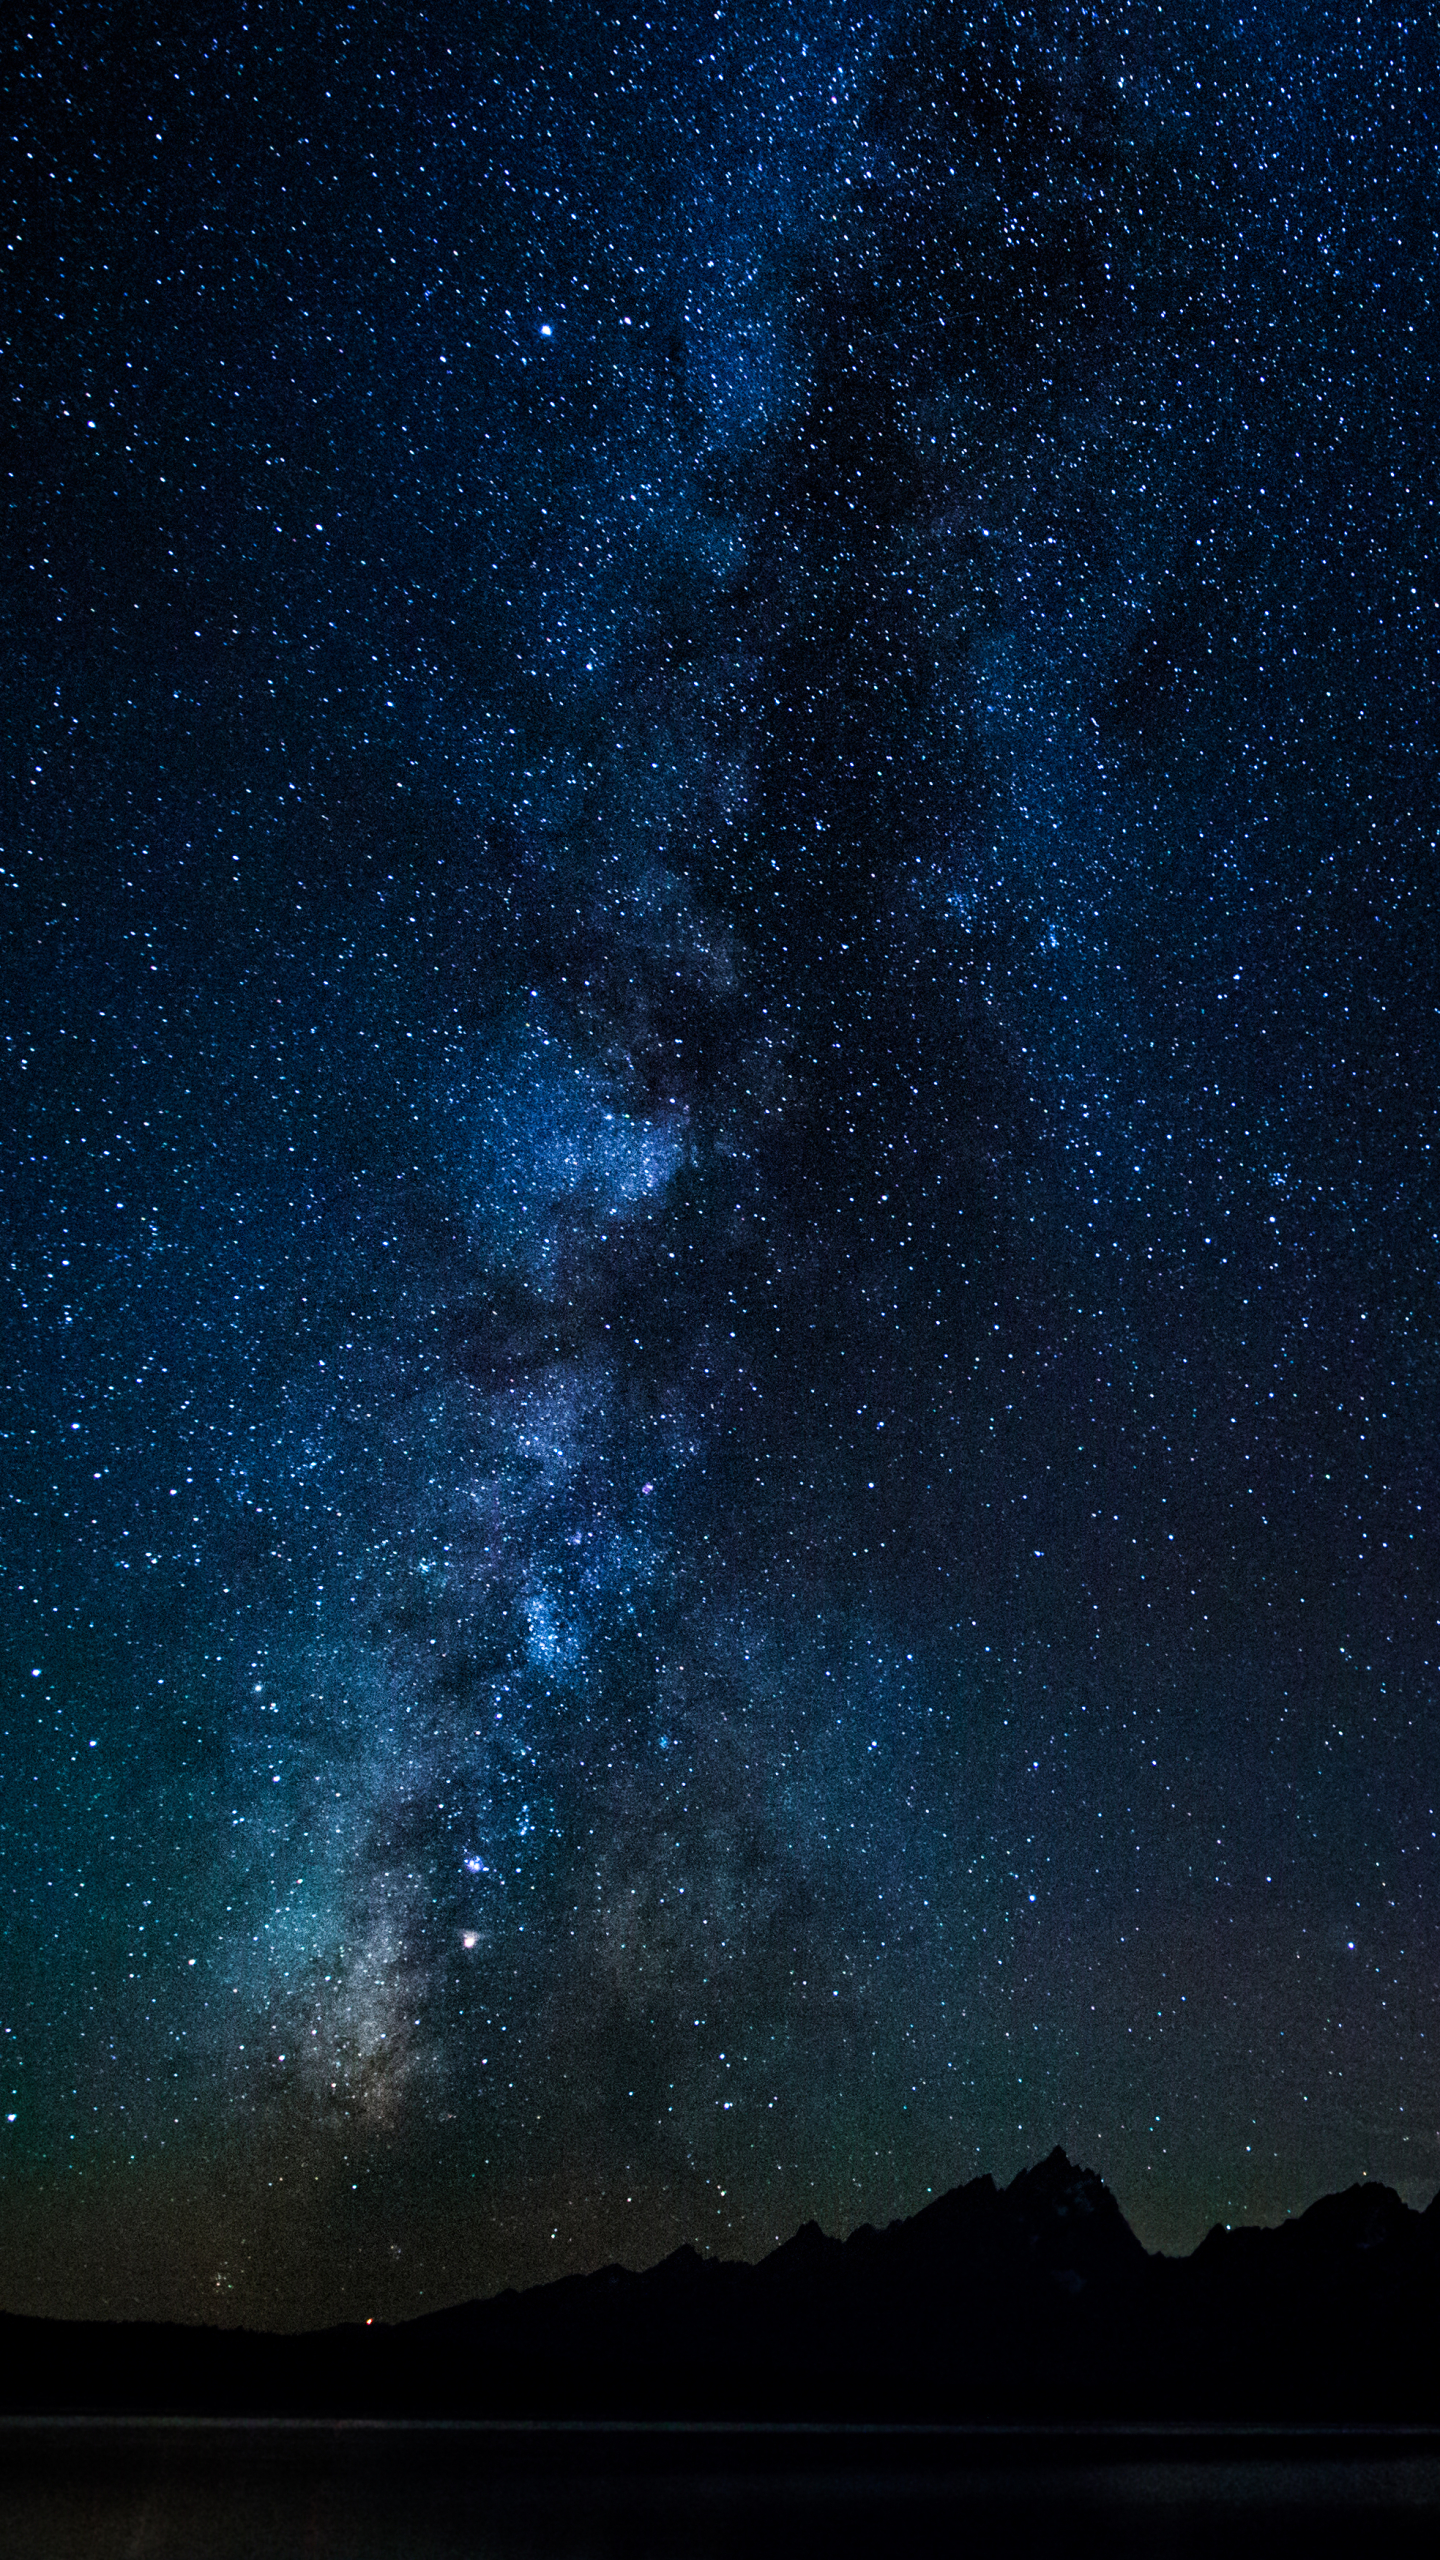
xmin=4 ymin=2152 xmax=1439 ymax=2420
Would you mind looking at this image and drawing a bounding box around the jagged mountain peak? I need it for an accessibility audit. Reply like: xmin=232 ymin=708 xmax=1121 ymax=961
xmin=1006 ymin=2145 xmax=1106 ymax=2212
xmin=1292 ymin=2178 xmax=1413 ymax=2243
xmin=762 ymin=2218 xmax=843 ymax=2272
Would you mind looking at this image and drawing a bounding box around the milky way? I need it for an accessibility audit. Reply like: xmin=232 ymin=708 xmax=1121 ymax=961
xmin=4 ymin=0 xmax=1439 ymax=2325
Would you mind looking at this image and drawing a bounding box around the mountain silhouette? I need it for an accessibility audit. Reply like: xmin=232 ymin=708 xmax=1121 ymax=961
xmin=4 ymin=2152 xmax=1438 ymax=2420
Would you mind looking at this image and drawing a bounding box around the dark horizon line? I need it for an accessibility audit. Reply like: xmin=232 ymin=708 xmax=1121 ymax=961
xmin=7 ymin=2144 xmax=1439 ymax=2343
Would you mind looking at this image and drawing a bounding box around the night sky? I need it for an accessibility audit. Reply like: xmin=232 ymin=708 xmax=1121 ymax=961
xmin=4 ymin=0 xmax=1439 ymax=2330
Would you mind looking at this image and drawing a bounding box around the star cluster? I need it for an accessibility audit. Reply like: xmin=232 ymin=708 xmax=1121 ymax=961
xmin=3 ymin=0 xmax=1438 ymax=2325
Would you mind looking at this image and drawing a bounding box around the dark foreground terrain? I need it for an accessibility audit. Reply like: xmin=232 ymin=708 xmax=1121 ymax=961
xmin=6 ymin=2159 xmax=1440 ymax=2554
xmin=5 ymin=2151 xmax=1438 ymax=2423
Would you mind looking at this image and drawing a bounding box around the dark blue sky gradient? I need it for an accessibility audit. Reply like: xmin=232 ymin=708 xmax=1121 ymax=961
xmin=3 ymin=0 xmax=1438 ymax=2326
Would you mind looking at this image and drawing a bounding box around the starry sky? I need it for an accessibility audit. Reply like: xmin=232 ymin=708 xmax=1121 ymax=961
xmin=4 ymin=0 xmax=1439 ymax=2329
